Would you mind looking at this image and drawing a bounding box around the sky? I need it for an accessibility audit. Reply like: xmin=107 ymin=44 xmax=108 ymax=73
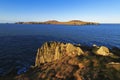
xmin=0 ymin=0 xmax=120 ymax=23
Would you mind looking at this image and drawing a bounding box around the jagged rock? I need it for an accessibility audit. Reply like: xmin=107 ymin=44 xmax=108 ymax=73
xmin=92 ymin=46 xmax=113 ymax=56
xmin=35 ymin=42 xmax=84 ymax=66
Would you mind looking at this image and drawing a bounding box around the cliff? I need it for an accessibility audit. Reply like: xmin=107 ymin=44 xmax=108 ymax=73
xmin=1 ymin=42 xmax=120 ymax=80
xmin=16 ymin=20 xmax=98 ymax=25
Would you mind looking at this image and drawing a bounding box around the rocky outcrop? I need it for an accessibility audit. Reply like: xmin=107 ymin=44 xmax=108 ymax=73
xmin=92 ymin=45 xmax=113 ymax=56
xmin=15 ymin=42 xmax=120 ymax=80
xmin=35 ymin=42 xmax=84 ymax=66
xmin=16 ymin=20 xmax=99 ymax=25
xmin=1 ymin=42 xmax=120 ymax=80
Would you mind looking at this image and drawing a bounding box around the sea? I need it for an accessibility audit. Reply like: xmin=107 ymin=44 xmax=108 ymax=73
xmin=0 ymin=24 xmax=120 ymax=75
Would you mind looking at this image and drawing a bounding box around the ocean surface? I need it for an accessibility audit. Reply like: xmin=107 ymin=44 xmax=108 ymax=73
xmin=0 ymin=24 xmax=120 ymax=75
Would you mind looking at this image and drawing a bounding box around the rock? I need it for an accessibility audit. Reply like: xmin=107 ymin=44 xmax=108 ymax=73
xmin=1 ymin=42 xmax=120 ymax=80
xmin=96 ymin=46 xmax=109 ymax=55
xmin=107 ymin=62 xmax=120 ymax=71
xmin=92 ymin=46 xmax=113 ymax=56
xmin=93 ymin=44 xmax=99 ymax=48
xmin=55 ymin=72 xmax=65 ymax=79
xmin=74 ymin=69 xmax=83 ymax=80
xmin=35 ymin=42 xmax=84 ymax=66
xmin=68 ymin=58 xmax=79 ymax=65
xmin=78 ymin=63 xmax=85 ymax=69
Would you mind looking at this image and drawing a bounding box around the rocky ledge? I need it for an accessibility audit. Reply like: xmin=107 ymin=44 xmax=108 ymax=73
xmin=16 ymin=20 xmax=98 ymax=25
xmin=1 ymin=42 xmax=120 ymax=80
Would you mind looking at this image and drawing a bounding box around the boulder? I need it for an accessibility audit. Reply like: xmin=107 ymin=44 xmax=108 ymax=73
xmin=93 ymin=46 xmax=112 ymax=56
xmin=35 ymin=42 xmax=84 ymax=66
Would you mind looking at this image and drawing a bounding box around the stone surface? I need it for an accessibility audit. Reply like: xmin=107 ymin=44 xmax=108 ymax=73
xmin=35 ymin=42 xmax=84 ymax=66
xmin=1 ymin=42 xmax=120 ymax=80
xmin=93 ymin=46 xmax=113 ymax=56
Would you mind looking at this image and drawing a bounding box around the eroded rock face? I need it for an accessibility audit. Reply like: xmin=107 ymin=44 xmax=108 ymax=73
xmin=35 ymin=42 xmax=84 ymax=66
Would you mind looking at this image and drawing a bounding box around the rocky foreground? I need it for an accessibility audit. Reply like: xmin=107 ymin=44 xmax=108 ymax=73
xmin=16 ymin=20 xmax=98 ymax=25
xmin=1 ymin=42 xmax=120 ymax=80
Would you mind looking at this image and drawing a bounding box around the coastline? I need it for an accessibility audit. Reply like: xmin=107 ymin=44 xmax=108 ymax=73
xmin=0 ymin=41 xmax=120 ymax=80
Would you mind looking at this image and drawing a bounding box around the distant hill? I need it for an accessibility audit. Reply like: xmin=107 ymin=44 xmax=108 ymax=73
xmin=16 ymin=20 xmax=99 ymax=25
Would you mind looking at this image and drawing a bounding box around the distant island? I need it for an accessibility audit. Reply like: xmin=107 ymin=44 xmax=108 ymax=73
xmin=16 ymin=20 xmax=99 ymax=25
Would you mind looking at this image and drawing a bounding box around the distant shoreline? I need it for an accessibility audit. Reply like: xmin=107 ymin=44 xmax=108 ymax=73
xmin=15 ymin=20 xmax=99 ymax=26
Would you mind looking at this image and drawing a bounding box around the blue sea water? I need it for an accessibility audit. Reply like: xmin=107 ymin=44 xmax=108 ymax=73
xmin=0 ymin=24 xmax=120 ymax=75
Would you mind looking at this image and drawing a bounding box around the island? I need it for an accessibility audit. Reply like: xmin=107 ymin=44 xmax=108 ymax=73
xmin=16 ymin=20 xmax=98 ymax=25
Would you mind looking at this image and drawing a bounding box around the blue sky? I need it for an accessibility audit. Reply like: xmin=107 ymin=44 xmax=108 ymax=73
xmin=0 ymin=0 xmax=120 ymax=23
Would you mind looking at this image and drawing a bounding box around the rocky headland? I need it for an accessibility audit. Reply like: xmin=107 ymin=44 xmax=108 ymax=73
xmin=16 ymin=20 xmax=98 ymax=25
xmin=0 ymin=41 xmax=120 ymax=80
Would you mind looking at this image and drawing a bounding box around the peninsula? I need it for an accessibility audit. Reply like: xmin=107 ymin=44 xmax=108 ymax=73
xmin=16 ymin=20 xmax=98 ymax=25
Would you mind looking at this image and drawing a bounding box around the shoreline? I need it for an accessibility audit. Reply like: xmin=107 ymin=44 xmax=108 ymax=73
xmin=0 ymin=41 xmax=120 ymax=80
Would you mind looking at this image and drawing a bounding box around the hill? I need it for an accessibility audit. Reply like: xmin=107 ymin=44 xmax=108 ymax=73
xmin=16 ymin=20 xmax=98 ymax=25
